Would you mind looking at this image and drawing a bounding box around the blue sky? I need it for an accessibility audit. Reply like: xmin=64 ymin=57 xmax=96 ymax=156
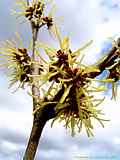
xmin=1 ymin=0 xmax=120 ymax=160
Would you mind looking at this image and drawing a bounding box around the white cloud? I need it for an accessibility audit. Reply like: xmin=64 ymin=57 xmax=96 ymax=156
xmin=113 ymin=137 xmax=120 ymax=145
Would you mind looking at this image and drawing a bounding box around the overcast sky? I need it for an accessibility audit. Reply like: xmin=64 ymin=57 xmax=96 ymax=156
xmin=0 ymin=0 xmax=120 ymax=160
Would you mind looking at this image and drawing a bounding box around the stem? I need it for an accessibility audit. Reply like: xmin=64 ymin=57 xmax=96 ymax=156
xmin=23 ymin=20 xmax=44 ymax=159
xmin=23 ymin=113 xmax=47 ymax=160
xmin=23 ymin=9 xmax=58 ymax=157
xmin=23 ymin=86 xmax=64 ymax=160
xmin=98 ymin=38 xmax=120 ymax=71
xmin=31 ymin=26 xmax=40 ymax=111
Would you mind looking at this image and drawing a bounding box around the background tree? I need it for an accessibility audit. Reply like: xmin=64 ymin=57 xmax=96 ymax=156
xmin=0 ymin=0 xmax=120 ymax=160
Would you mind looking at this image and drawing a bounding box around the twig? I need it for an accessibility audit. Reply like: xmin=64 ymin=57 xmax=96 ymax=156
xmin=88 ymin=38 xmax=120 ymax=78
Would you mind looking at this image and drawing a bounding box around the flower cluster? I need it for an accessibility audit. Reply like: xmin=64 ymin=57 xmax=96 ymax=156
xmin=2 ymin=0 xmax=120 ymax=136
xmin=16 ymin=0 xmax=54 ymax=29
xmin=42 ymin=16 xmax=53 ymax=29
xmin=48 ymin=51 xmax=106 ymax=136
xmin=25 ymin=1 xmax=45 ymax=21
xmin=0 ymin=39 xmax=43 ymax=88
xmin=1 ymin=27 xmax=118 ymax=136
xmin=37 ymin=28 xmax=108 ymax=136
xmin=12 ymin=47 xmax=32 ymax=83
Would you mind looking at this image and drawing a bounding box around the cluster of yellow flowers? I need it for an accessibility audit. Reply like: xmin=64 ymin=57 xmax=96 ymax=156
xmin=1 ymin=0 xmax=120 ymax=137
xmin=14 ymin=0 xmax=54 ymax=29
xmin=34 ymin=27 xmax=110 ymax=136
xmin=0 ymin=39 xmax=32 ymax=88
xmin=0 ymin=36 xmax=43 ymax=89
xmin=25 ymin=1 xmax=45 ymax=20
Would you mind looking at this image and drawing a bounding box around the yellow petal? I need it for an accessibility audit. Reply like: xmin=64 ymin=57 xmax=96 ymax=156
xmin=61 ymin=36 xmax=69 ymax=51
xmin=83 ymin=65 xmax=100 ymax=74
xmin=54 ymin=25 xmax=62 ymax=49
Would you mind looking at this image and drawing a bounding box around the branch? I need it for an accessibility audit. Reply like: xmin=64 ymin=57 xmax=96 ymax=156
xmin=31 ymin=27 xmax=40 ymax=111
xmin=88 ymin=38 xmax=120 ymax=78
xmin=23 ymin=86 xmax=65 ymax=160
xmin=23 ymin=112 xmax=47 ymax=160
